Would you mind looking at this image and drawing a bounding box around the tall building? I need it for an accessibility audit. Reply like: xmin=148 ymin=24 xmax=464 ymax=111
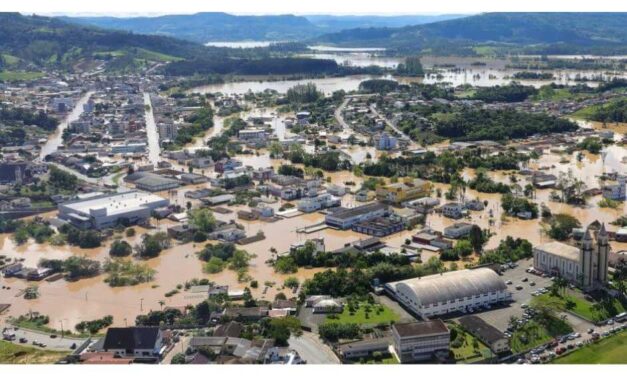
xmin=533 ymin=224 xmax=610 ymax=290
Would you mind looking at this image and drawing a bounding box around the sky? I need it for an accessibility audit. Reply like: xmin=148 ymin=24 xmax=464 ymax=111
xmin=5 ymin=0 xmax=627 ymax=16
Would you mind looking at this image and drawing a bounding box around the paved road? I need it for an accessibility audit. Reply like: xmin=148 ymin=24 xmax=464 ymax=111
xmin=369 ymin=103 xmax=417 ymax=148
xmin=288 ymin=332 xmax=340 ymax=364
xmin=48 ymin=163 xmax=127 ymax=191
xmin=2 ymin=326 xmax=87 ymax=352
xmin=162 ymin=335 xmax=190 ymax=364
xmin=334 ymin=97 xmax=352 ymax=133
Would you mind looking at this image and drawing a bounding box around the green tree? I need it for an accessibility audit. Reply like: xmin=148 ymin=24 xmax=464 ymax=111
xmin=109 ymin=240 xmax=132 ymax=257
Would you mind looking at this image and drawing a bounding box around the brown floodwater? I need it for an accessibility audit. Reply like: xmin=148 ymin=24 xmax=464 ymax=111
xmin=1 ymin=109 xmax=625 ymax=333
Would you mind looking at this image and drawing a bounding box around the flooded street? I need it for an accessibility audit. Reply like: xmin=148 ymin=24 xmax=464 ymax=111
xmin=3 ymin=53 xmax=626 ymax=337
xmin=39 ymin=91 xmax=94 ymax=160
xmin=143 ymin=92 xmax=161 ymax=164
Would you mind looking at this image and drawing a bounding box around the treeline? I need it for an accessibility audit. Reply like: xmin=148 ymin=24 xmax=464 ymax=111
xmin=0 ymin=105 xmax=59 ymax=131
xmin=587 ymin=98 xmax=627 ymax=123
xmin=433 ymin=108 xmax=578 ymax=141
xmin=396 ymin=56 xmax=424 ymax=76
xmin=472 ymin=83 xmax=538 ymax=103
xmin=286 ymin=83 xmax=322 ymax=104
xmin=358 ymin=79 xmax=399 ymax=94
xmin=511 ymin=71 xmax=554 ymax=80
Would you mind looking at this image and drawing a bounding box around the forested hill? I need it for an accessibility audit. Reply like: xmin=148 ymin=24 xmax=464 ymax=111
xmin=61 ymin=13 xmax=466 ymax=43
xmin=62 ymin=13 xmax=317 ymax=43
xmin=315 ymin=13 xmax=627 ymax=55
xmin=0 ymin=13 xmax=207 ymax=67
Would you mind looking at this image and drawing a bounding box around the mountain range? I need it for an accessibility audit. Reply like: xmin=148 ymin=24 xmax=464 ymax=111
xmin=314 ymin=13 xmax=627 ymax=54
xmin=60 ymin=12 xmax=466 ymax=43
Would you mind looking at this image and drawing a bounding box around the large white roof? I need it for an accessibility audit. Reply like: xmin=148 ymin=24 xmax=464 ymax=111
xmin=61 ymin=190 xmax=167 ymax=216
xmin=394 ymin=268 xmax=506 ymax=307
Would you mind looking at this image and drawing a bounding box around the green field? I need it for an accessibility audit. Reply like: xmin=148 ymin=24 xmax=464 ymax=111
xmin=534 ymin=293 xmax=627 ymax=322
xmin=0 ymin=71 xmax=44 ymax=82
xmin=325 ymin=300 xmax=400 ymax=326
xmin=0 ymin=341 xmax=68 ymax=364
xmin=511 ymin=318 xmax=572 ymax=353
xmin=93 ymin=48 xmax=183 ymax=62
xmin=552 ymin=331 xmax=627 ymax=364
xmin=449 ymin=324 xmax=493 ymax=363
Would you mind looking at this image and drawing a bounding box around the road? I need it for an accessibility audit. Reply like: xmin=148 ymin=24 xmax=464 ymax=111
xmin=48 ymin=162 xmax=127 ymax=190
xmin=143 ymin=92 xmax=161 ymax=165
xmin=2 ymin=326 xmax=87 ymax=352
xmin=334 ymin=97 xmax=352 ymax=133
xmin=162 ymin=335 xmax=190 ymax=364
xmin=368 ymin=103 xmax=417 ymax=148
xmin=288 ymin=331 xmax=340 ymax=364
xmin=39 ymin=91 xmax=95 ymax=161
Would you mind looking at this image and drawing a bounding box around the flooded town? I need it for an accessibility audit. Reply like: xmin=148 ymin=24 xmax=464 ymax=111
xmin=0 ymin=9 xmax=626 ymax=367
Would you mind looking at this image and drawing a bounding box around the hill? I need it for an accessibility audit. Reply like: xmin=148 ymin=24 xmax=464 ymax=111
xmin=61 ymin=12 xmax=465 ymax=43
xmin=315 ymin=13 xmax=627 ymax=55
xmin=0 ymin=12 xmax=207 ymax=69
xmin=62 ymin=12 xmax=320 ymax=43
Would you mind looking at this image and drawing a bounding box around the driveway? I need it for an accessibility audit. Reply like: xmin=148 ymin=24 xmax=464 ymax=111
xmin=288 ymin=331 xmax=340 ymax=364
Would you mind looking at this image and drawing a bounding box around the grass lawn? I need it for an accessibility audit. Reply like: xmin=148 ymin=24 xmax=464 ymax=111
xmin=364 ymin=354 xmax=399 ymax=364
xmin=325 ymin=300 xmax=400 ymax=326
xmin=0 ymin=71 xmax=45 ymax=82
xmin=552 ymin=331 xmax=627 ymax=364
xmin=511 ymin=317 xmax=572 ymax=353
xmin=534 ymin=292 xmax=627 ymax=322
xmin=0 ymin=341 xmax=68 ymax=364
xmin=449 ymin=324 xmax=493 ymax=363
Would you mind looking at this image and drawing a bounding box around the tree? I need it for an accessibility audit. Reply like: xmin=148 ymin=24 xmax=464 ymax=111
xmin=229 ymin=249 xmax=253 ymax=270
xmin=188 ymin=208 xmax=216 ymax=233
xmin=264 ymin=317 xmax=302 ymax=346
xmin=171 ymin=353 xmax=186 ymax=364
xmin=109 ymin=240 xmax=132 ymax=257
xmin=547 ymin=214 xmax=581 ymax=241
xmin=468 ymin=225 xmax=485 ymax=252
xmin=454 ymin=239 xmax=474 ymax=258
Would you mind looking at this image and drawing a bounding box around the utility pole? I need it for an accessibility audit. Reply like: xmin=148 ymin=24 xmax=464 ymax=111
xmin=140 ymin=298 xmax=144 ymax=312
xmin=59 ymin=320 xmax=64 ymax=339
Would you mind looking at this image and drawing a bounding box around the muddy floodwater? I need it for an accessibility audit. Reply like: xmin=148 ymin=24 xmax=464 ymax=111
xmin=2 ymin=76 xmax=626 ymax=336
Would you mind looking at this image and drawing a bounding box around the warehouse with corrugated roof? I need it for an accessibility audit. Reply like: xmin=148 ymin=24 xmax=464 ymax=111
xmin=386 ymin=268 xmax=511 ymax=318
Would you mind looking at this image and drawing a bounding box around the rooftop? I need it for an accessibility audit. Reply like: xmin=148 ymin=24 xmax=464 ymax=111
xmin=60 ymin=190 xmax=167 ymax=217
xmin=327 ymin=202 xmax=388 ymax=220
xmin=534 ymin=241 xmax=581 ymax=262
xmin=393 ymin=319 xmax=449 ymax=338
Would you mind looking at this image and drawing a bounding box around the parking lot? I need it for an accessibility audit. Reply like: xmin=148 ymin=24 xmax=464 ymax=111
xmin=2 ymin=326 xmax=87 ymax=351
xmin=474 ymin=258 xmax=554 ymax=332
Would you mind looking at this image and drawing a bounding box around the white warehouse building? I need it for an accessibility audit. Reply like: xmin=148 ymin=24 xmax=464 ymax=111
xmin=386 ymin=268 xmax=511 ymax=318
xmin=58 ymin=190 xmax=170 ymax=229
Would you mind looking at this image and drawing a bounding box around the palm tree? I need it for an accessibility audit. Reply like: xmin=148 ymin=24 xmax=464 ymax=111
xmin=158 ymin=300 xmax=166 ymax=310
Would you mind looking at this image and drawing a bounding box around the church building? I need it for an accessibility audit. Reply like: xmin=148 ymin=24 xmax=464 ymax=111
xmin=533 ymin=224 xmax=610 ymax=290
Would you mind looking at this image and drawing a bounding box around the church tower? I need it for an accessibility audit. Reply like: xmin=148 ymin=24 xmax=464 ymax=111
xmin=597 ymin=223 xmax=610 ymax=284
xmin=581 ymin=229 xmax=593 ymax=288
